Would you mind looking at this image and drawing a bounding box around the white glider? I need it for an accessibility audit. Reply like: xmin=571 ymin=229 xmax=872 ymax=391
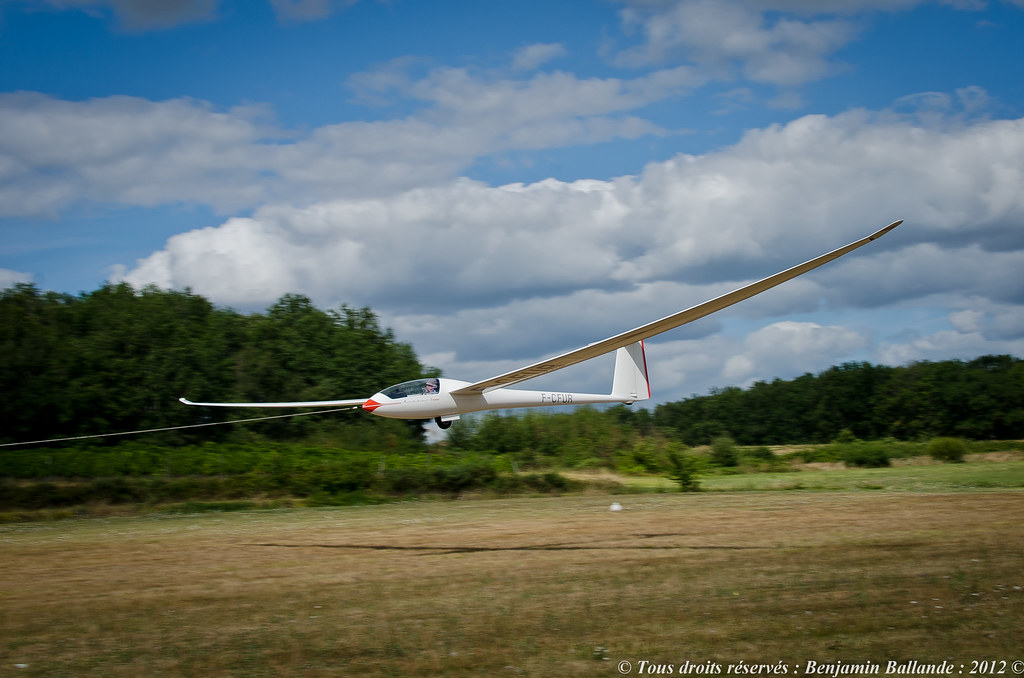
xmin=181 ymin=220 xmax=902 ymax=428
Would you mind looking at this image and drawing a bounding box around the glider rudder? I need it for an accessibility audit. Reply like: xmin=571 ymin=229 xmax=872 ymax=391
xmin=611 ymin=340 xmax=650 ymax=403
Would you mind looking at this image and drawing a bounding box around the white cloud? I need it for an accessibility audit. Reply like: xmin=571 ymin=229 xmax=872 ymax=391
xmin=115 ymin=101 xmax=1024 ymax=402
xmin=0 ymin=60 xmax=708 ymax=219
xmin=723 ymin=321 xmax=868 ymax=382
xmin=878 ymin=327 xmax=1024 ymax=367
xmin=0 ymin=93 xmax=277 ymax=217
xmin=949 ymin=309 xmax=985 ymax=333
xmin=628 ymin=319 xmax=867 ymax=400
xmin=0 ymin=269 xmax=33 ymax=288
xmin=119 ymin=217 xmax=308 ymax=305
xmin=821 ymin=244 xmax=1024 ymax=309
xmin=388 ymin=63 xmax=707 ymax=131
xmin=610 ymin=0 xmax=1008 ymax=92
xmin=511 ymin=43 xmax=568 ymax=72
xmin=944 ymin=301 xmax=1024 ymax=342
xmin=614 ymin=0 xmax=860 ymax=85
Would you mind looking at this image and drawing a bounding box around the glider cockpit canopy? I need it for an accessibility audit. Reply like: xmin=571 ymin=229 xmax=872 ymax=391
xmin=380 ymin=378 xmax=442 ymax=399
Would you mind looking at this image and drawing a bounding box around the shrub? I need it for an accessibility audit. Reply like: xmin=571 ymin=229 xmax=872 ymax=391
xmin=432 ymin=463 xmax=485 ymax=493
xmin=746 ymin=446 xmax=774 ymax=462
xmin=626 ymin=440 xmax=665 ymax=473
xmin=710 ymin=435 xmax=738 ymax=467
xmin=517 ymin=472 xmax=573 ymax=493
xmin=928 ymin=437 xmax=968 ymax=463
xmin=840 ymin=442 xmax=891 ymax=468
xmin=833 ymin=428 xmax=860 ymax=444
xmin=377 ymin=462 xmax=500 ymax=495
xmin=796 ymin=447 xmax=842 ymax=463
xmin=379 ymin=466 xmax=431 ymax=494
xmin=540 ymin=471 xmax=569 ymax=491
xmin=666 ymin=449 xmax=701 ymax=492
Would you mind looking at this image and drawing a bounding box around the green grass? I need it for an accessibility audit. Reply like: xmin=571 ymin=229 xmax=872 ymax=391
xmin=699 ymin=460 xmax=1024 ymax=492
xmin=597 ymin=453 xmax=1024 ymax=494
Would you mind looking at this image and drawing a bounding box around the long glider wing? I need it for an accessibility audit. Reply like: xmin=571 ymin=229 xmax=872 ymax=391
xmin=450 ymin=220 xmax=903 ymax=396
xmin=179 ymin=397 xmax=367 ymax=408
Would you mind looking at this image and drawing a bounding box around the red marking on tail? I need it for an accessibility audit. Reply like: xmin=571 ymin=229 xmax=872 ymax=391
xmin=640 ymin=339 xmax=651 ymax=398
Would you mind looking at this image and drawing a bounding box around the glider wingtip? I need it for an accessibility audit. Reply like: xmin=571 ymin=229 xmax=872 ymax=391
xmin=869 ymin=219 xmax=903 ymax=240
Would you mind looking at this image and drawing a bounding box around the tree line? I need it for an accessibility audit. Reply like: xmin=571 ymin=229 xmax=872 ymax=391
xmin=1 ymin=283 xmax=434 ymax=448
xmin=446 ymin=357 xmax=1023 ymax=457
xmin=654 ymin=356 xmax=1024 ymax=445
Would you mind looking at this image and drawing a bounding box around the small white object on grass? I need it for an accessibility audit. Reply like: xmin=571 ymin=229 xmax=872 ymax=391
xmin=609 ymin=502 xmax=622 ymax=512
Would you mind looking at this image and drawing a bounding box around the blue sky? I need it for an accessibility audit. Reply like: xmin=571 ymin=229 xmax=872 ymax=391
xmin=2 ymin=0 xmax=1023 ymax=406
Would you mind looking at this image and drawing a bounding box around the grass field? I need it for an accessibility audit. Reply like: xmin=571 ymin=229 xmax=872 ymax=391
xmin=2 ymin=478 xmax=1023 ymax=675
xmin=570 ymin=454 xmax=1024 ymax=494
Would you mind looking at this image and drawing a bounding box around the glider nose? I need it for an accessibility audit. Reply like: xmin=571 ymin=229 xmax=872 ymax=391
xmin=362 ymin=398 xmax=382 ymax=413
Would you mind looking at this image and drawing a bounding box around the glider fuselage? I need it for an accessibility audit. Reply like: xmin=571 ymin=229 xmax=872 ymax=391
xmin=361 ymin=377 xmax=636 ymax=420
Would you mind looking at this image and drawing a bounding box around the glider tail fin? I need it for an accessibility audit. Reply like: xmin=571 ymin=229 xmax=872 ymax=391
xmin=611 ymin=340 xmax=650 ymax=403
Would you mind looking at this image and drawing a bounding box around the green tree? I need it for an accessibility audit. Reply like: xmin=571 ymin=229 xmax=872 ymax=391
xmin=665 ymin=445 xmax=701 ymax=492
xmin=710 ymin=434 xmax=738 ymax=467
xmin=0 ymin=283 xmax=434 ymax=448
xmin=655 ymin=356 xmax=1023 ymax=445
xmin=0 ymin=284 xmax=74 ymax=441
xmin=927 ymin=437 xmax=967 ymax=463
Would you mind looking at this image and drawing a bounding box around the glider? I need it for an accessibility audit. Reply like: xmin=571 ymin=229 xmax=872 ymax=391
xmin=181 ymin=220 xmax=902 ymax=428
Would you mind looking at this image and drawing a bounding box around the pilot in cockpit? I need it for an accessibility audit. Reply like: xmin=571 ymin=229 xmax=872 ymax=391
xmin=423 ymin=378 xmax=440 ymax=395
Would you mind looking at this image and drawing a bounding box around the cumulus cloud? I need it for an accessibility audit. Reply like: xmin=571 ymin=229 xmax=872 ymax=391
xmin=113 ymin=100 xmax=1024 ymax=399
xmin=511 ymin=43 xmax=569 ymax=72
xmin=0 ymin=57 xmax=708 ymax=219
xmin=626 ymin=318 xmax=867 ymax=401
xmin=357 ymin=61 xmax=706 ymax=132
xmin=879 ymin=325 xmax=1024 ymax=367
xmin=821 ymin=244 xmax=1024 ymax=309
xmin=0 ymin=93 xmax=278 ymax=217
xmin=614 ymin=0 xmax=860 ymax=85
xmin=610 ymin=0 xmax=1009 ymax=93
xmin=723 ymin=321 xmax=868 ymax=381
xmin=0 ymin=269 xmax=32 ymax=288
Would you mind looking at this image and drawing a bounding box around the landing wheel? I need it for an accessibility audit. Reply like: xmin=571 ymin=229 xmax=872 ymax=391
xmin=434 ymin=417 xmax=453 ymax=429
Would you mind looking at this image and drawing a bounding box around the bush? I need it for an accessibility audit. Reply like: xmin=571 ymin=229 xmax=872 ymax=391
xmin=666 ymin=448 xmax=701 ymax=492
xmin=839 ymin=442 xmax=891 ymax=468
xmin=710 ymin=435 xmax=738 ymax=467
xmin=928 ymin=437 xmax=968 ymax=463
xmin=433 ymin=463 xmax=497 ymax=493
xmin=377 ymin=462 xmax=501 ymax=495
xmin=625 ymin=440 xmax=665 ymax=473
xmin=833 ymin=428 xmax=860 ymax=444
xmin=746 ymin=446 xmax=774 ymax=461
xmin=517 ymin=472 xmax=573 ymax=493
xmin=795 ymin=447 xmax=841 ymax=463
xmin=378 ymin=466 xmax=431 ymax=494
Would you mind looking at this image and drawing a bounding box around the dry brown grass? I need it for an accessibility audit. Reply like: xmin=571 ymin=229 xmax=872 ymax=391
xmin=2 ymin=491 xmax=1023 ymax=676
